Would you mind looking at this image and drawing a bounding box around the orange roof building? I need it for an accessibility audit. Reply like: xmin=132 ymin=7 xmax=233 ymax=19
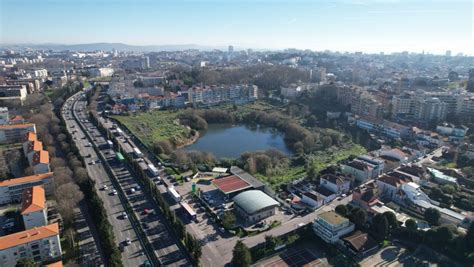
xmin=21 ymin=186 xmax=46 ymax=215
xmin=45 ymin=261 xmax=63 ymax=267
xmin=21 ymin=186 xmax=48 ymax=229
xmin=0 ymin=172 xmax=54 ymax=205
xmin=0 ymin=223 xmax=62 ymax=266
xmin=32 ymin=150 xmax=50 ymax=175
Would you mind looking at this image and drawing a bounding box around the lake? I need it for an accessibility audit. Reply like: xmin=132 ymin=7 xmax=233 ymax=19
xmin=183 ymin=124 xmax=293 ymax=158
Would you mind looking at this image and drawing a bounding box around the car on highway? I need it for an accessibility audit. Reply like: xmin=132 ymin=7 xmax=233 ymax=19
xmin=125 ymin=238 xmax=131 ymax=246
xmin=121 ymin=211 xmax=128 ymax=219
xmin=110 ymin=189 xmax=117 ymax=195
xmin=101 ymin=184 xmax=108 ymax=190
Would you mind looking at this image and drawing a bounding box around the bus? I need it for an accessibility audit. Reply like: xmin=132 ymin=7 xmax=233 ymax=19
xmin=116 ymin=152 xmax=125 ymax=162
xmin=180 ymin=201 xmax=197 ymax=221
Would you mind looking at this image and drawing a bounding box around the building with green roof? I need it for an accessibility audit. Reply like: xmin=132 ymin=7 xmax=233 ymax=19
xmin=232 ymin=190 xmax=279 ymax=226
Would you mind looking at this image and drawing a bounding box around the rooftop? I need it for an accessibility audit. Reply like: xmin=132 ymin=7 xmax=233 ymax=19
xmin=212 ymin=175 xmax=252 ymax=194
xmin=342 ymin=231 xmax=378 ymax=253
xmin=0 ymin=172 xmax=53 ymax=187
xmin=321 ymin=174 xmax=346 ymax=185
xmin=318 ymin=211 xmax=348 ymax=226
xmin=0 ymin=123 xmax=35 ymax=130
xmin=25 ymin=131 xmax=36 ymax=142
xmin=233 ymin=190 xmax=279 ymax=215
xmin=21 ymin=186 xmax=46 ymax=215
xmin=0 ymin=223 xmax=59 ymax=250
xmin=230 ymin=166 xmax=264 ymax=188
xmin=378 ymin=175 xmax=405 ymax=187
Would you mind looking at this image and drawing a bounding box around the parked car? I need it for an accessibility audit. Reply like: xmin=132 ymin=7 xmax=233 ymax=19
xmin=125 ymin=238 xmax=131 ymax=246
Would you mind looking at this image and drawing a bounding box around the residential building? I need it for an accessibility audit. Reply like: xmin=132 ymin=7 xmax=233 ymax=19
xmin=352 ymin=182 xmax=379 ymax=210
xmin=0 ymin=85 xmax=28 ymax=106
xmin=301 ymin=191 xmax=324 ymax=208
xmin=89 ymin=67 xmax=114 ymax=77
xmin=376 ymin=175 xmax=406 ymax=199
xmin=319 ymin=174 xmax=350 ymax=194
xmin=0 ymin=107 xmax=9 ymax=125
xmin=232 ymin=190 xmax=279 ymax=226
xmin=31 ymin=68 xmax=48 ymax=78
xmin=379 ymin=148 xmax=409 ymax=162
xmin=22 ymin=131 xmax=37 ymax=156
xmin=32 ymin=150 xmax=50 ymax=174
xmin=0 ymin=123 xmax=36 ymax=144
xmin=26 ymin=140 xmax=43 ymax=166
xmin=0 ymin=223 xmax=61 ymax=266
xmin=415 ymin=97 xmax=447 ymax=122
xmin=21 ymin=186 xmax=48 ymax=229
xmin=436 ymin=123 xmax=469 ymax=138
xmin=341 ymin=231 xmax=379 ymax=258
xmin=312 ymin=211 xmax=355 ymax=244
xmin=340 ymin=160 xmax=374 ymax=183
xmin=0 ymin=172 xmax=54 ymax=204
xmin=356 ymin=155 xmax=385 ymax=177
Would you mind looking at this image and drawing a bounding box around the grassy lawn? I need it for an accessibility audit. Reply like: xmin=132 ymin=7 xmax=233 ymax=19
xmin=256 ymin=144 xmax=367 ymax=189
xmin=112 ymin=110 xmax=191 ymax=147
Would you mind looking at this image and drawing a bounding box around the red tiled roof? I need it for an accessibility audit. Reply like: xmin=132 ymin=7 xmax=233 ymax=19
xmin=0 ymin=123 xmax=35 ymax=130
xmin=21 ymin=186 xmax=46 ymax=215
xmin=0 ymin=172 xmax=53 ymax=187
xmin=378 ymin=175 xmax=405 ymax=187
xmin=212 ymin=175 xmax=251 ymax=194
xmin=0 ymin=223 xmax=59 ymax=250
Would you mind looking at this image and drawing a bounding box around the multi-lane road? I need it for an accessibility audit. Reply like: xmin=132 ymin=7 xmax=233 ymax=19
xmin=64 ymin=89 xmax=191 ymax=266
xmin=63 ymin=92 xmax=149 ymax=266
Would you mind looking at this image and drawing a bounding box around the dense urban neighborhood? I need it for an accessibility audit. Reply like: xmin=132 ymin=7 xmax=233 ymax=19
xmin=0 ymin=44 xmax=473 ymax=267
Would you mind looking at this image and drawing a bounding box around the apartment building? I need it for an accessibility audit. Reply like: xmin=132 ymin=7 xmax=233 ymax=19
xmin=0 ymin=172 xmax=54 ymax=204
xmin=0 ymin=123 xmax=36 ymax=144
xmin=415 ymin=97 xmax=447 ymax=122
xmin=21 ymin=186 xmax=48 ymax=229
xmin=32 ymin=150 xmax=50 ymax=175
xmin=313 ymin=211 xmax=355 ymax=244
xmin=319 ymin=174 xmax=350 ymax=194
xmin=0 ymin=107 xmax=9 ymax=125
xmin=0 ymin=223 xmax=61 ymax=266
xmin=0 ymin=85 xmax=28 ymax=106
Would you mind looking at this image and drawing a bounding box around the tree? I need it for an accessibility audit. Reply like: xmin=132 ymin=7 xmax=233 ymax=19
xmin=383 ymin=211 xmax=399 ymax=230
xmin=371 ymin=213 xmax=388 ymax=242
xmin=335 ymin=204 xmax=348 ymax=217
xmin=424 ymin=208 xmax=441 ymax=226
xmin=349 ymin=207 xmax=367 ymax=229
xmin=15 ymin=258 xmax=35 ymax=267
xmin=321 ymin=136 xmax=332 ymax=149
xmin=232 ymin=240 xmax=252 ymax=267
xmin=465 ymin=223 xmax=474 ymax=250
xmin=222 ymin=211 xmax=236 ymax=229
xmin=405 ymin=219 xmax=418 ymax=231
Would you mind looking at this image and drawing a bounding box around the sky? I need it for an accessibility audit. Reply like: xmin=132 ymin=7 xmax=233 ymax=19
xmin=1 ymin=0 xmax=473 ymax=55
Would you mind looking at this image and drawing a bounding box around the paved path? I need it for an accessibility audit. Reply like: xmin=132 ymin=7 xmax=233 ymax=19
xmin=74 ymin=204 xmax=104 ymax=267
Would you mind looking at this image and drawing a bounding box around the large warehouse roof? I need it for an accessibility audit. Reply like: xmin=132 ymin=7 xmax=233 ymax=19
xmin=233 ymin=190 xmax=279 ymax=215
xmin=212 ymin=175 xmax=251 ymax=194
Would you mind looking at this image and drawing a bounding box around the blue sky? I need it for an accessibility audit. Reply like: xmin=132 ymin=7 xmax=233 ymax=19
xmin=1 ymin=0 xmax=472 ymax=54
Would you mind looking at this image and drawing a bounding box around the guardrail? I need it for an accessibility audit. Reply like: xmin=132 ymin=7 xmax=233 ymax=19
xmin=71 ymin=96 xmax=160 ymax=266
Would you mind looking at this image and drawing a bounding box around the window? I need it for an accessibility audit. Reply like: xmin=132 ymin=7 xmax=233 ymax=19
xmin=32 ymin=250 xmax=40 ymax=256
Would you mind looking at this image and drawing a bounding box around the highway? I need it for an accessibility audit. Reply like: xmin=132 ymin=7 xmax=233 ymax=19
xmin=71 ymin=89 xmax=191 ymax=266
xmin=62 ymin=92 xmax=149 ymax=266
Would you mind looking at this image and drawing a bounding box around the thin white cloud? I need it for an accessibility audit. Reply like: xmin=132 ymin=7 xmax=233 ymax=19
xmin=282 ymin=18 xmax=297 ymax=25
xmin=369 ymin=9 xmax=452 ymax=14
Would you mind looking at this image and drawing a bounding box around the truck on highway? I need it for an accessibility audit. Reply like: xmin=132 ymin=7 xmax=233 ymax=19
xmin=147 ymin=163 xmax=159 ymax=176
xmin=167 ymin=187 xmax=181 ymax=203
xmin=133 ymin=147 xmax=144 ymax=158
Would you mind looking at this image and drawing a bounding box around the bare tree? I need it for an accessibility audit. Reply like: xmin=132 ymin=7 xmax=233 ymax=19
xmin=53 ymin=166 xmax=73 ymax=186
xmin=56 ymin=183 xmax=83 ymax=227
xmin=74 ymin=167 xmax=89 ymax=184
xmin=50 ymin=157 xmax=67 ymax=170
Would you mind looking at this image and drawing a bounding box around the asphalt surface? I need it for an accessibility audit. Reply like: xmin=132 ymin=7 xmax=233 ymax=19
xmin=70 ymin=90 xmax=191 ymax=266
xmin=63 ymin=92 xmax=149 ymax=266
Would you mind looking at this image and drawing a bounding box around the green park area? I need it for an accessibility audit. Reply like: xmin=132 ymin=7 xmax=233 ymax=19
xmin=112 ymin=110 xmax=192 ymax=147
xmin=112 ymin=101 xmax=367 ymax=189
